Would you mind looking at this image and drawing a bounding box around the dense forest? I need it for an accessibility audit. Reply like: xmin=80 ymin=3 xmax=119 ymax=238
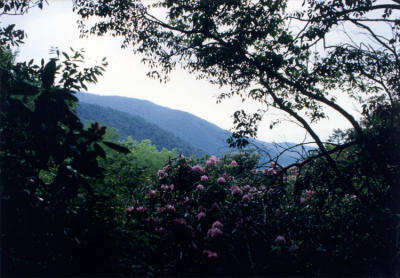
xmin=78 ymin=101 xmax=206 ymax=156
xmin=1 ymin=0 xmax=400 ymax=277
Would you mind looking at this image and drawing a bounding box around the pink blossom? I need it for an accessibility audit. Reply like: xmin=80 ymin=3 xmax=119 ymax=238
xmin=275 ymin=235 xmax=286 ymax=245
xmin=126 ymin=206 xmax=134 ymax=213
xmin=154 ymin=226 xmax=166 ymax=235
xmin=173 ymin=218 xmax=187 ymax=226
xmin=206 ymin=155 xmax=217 ymax=166
xmin=211 ymin=202 xmax=220 ymax=209
xmin=305 ymin=189 xmax=315 ymax=196
xmin=179 ymin=154 xmax=185 ymax=159
xmin=192 ymin=165 xmax=204 ymax=173
xmin=243 ymin=185 xmax=252 ymax=191
xmin=149 ymin=190 xmax=157 ymax=198
xmin=300 ymin=197 xmax=307 ymax=203
xmin=160 ymin=184 xmax=169 ymax=192
xmin=212 ymin=220 xmax=223 ymax=230
xmin=169 ymin=184 xmax=175 ymax=191
xmin=200 ymin=175 xmax=209 ymax=181
xmin=283 ymin=176 xmax=288 ymax=182
xmin=270 ymin=161 xmax=276 ymax=168
xmin=203 ymin=249 xmax=218 ymax=259
xmin=196 ymin=184 xmax=205 ymax=191
xmin=242 ymin=193 xmax=253 ymax=202
xmin=163 ymin=165 xmax=169 ymax=171
xmin=136 ymin=206 xmax=147 ymax=213
xmin=262 ymin=169 xmax=268 ymax=174
xmin=231 ymin=185 xmax=243 ymax=196
xmin=197 ymin=212 xmax=206 ymax=220
xmin=183 ymin=196 xmax=190 ymax=204
xmin=157 ymin=169 xmax=164 ymax=177
xmin=165 ymin=204 xmax=176 ymax=212
xmin=157 ymin=207 xmax=165 ymax=213
xmin=217 ymin=177 xmax=226 ymax=184
xmin=231 ymin=160 xmax=238 ymax=167
xmin=207 ymin=227 xmax=223 ymax=237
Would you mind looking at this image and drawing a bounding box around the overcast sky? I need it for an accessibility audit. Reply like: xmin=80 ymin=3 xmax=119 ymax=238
xmin=3 ymin=0 xmax=363 ymax=143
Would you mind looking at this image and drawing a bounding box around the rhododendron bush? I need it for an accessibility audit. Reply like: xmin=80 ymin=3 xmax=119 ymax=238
xmin=115 ymin=152 xmax=391 ymax=277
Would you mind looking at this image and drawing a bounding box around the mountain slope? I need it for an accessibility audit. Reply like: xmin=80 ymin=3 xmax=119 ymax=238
xmin=77 ymin=102 xmax=205 ymax=156
xmin=77 ymin=92 xmax=230 ymax=155
xmin=77 ymin=92 xmax=312 ymax=164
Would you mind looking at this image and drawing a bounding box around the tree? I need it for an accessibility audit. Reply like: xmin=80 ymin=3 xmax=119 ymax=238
xmin=72 ymin=0 xmax=398 ymax=158
xmin=0 ymin=3 xmax=131 ymax=275
xmin=72 ymin=0 xmax=400 ymax=273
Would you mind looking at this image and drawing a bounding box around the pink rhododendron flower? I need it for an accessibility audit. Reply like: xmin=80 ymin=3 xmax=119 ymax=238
xmin=149 ymin=190 xmax=157 ymax=198
xmin=211 ymin=202 xmax=220 ymax=209
xmin=305 ymin=189 xmax=315 ymax=196
xmin=206 ymin=155 xmax=217 ymax=166
xmin=207 ymin=227 xmax=223 ymax=237
xmin=300 ymin=197 xmax=307 ymax=203
xmin=154 ymin=226 xmax=166 ymax=235
xmin=275 ymin=235 xmax=286 ymax=245
xmin=243 ymin=185 xmax=252 ymax=191
xmin=270 ymin=161 xmax=276 ymax=167
xmin=262 ymin=169 xmax=268 ymax=174
xmin=197 ymin=212 xmax=206 ymax=220
xmin=192 ymin=165 xmax=204 ymax=173
xmin=169 ymin=184 xmax=175 ymax=191
xmin=157 ymin=207 xmax=165 ymax=213
xmin=203 ymin=249 xmax=218 ymax=259
xmin=165 ymin=204 xmax=176 ymax=212
xmin=157 ymin=169 xmax=164 ymax=177
xmin=160 ymin=184 xmax=169 ymax=192
xmin=183 ymin=196 xmax=189 ymax=204
xmin=136 ymin=206 xmax=147 ymax=213
xmin=212 ymin=220 xmax=223 ymax=230
xmin=201 ymin=175 xmax=209 ymax=181
xmin=242 ymin=193 xmax=253 ymax=202
xmin=231 ymin=160 xmax=238 ymax=166
xmin=126 ymin=206 xmax=134 ymax=213
xmin=231 ymin=185 xmax=243 ymax=196
xmin=179 ymin=154 xmax=185 ymax=159
xmin=173 ymin=218 xmax=187 ymax=226
xmin=196 ymin=184 xmax=204 ymax=191
xmin=217 ymin=177 xmax=226 ymax=184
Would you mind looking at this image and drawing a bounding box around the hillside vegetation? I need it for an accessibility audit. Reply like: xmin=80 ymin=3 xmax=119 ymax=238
xmin=77 ymin=102 xmax=205 ymax=156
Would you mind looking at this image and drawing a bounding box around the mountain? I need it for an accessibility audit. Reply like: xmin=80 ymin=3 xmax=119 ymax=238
xmin=77 ymin=102 xmax=205 ymax=156
xmin=76 ymin=92 xmax=312 ymax=164
xmin=77 ymin=92 xmax=231 ymax=155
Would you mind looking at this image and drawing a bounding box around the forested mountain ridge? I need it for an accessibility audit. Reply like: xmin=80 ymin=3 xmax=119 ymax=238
xmin=77 ymin=102 xmax=205 ymax=156
xmin=77 ymin=92 xmax=310 ymax=164
xmin=77 ymin=92 xmax=231 ymax=155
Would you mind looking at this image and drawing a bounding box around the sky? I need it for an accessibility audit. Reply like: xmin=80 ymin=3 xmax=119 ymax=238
xmin=2 ymin=0 xmax=364 ymax=144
